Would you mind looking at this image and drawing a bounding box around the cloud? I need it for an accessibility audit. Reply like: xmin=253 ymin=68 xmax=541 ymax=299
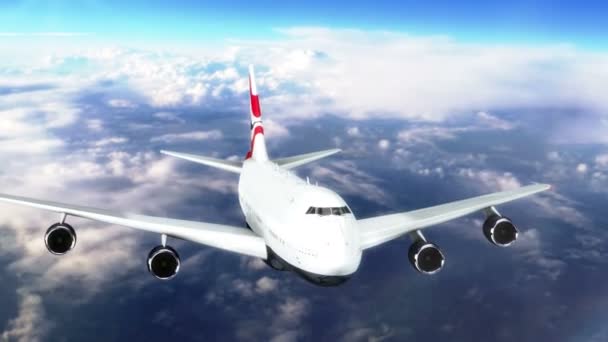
xmin=1 ymin=290 xmax=52 ymax=342
xmin=595 ymin=154 xmax=608 ymax=167
xmin=107 ymin=98 xmax=136 ymax=108
xmin=396 ymin=111 xmax=514 ymax=145
xmin=458 ymin=168 xmax=522 ymax=191
xmin=263 ymin=119 xmax=290 ymax=139
xmin=86 ymin=119 xmax=103 ymax=131
xmin=150 ymin=130 xmax=223 ymax=143
xmin=270 ymin=297 xmax=310 ymax=341
xmin=153 ymin=111 xmax=184 ymax=123
xmin=255 ymin=276 xmax=278 ymax=294
xmin=347 ymin=127 xmax=361 ymax=137
xmin=576 ymin=163 xmax=588 ymax=173
xmin=377 ymin=139 xmax=390 ymax=150
xmin=475 ymin=111 xmax=514 ymax=130
xmin=93 ymin=136 xmax=128 ymax=146
xmin=4 ymin=27 xmax=607 ymax=123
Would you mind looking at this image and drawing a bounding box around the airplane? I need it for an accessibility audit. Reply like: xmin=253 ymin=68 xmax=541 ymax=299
xmin=0 ymin=65 xmax=551 ymax=287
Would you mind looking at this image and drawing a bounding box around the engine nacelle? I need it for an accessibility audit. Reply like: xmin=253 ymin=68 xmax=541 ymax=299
xmin=45 ymin=223 xmax=77 ymax=255
xmin=147 ymin=245 xmax=180 ymax=280
xmin=408 ymin=240 xmax=445 ymax=274
xmin=483 ymin=215 xmax=518 ymax=247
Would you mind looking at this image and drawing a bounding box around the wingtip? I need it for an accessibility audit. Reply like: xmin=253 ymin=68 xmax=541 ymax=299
xmin=160 ymin=150 xmax=177 ymax=157
xmin=534 ymin=183 xmax=552 ymax=191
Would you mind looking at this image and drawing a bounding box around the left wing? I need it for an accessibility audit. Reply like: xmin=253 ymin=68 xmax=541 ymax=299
xmin=358 ymin=183 xmax=551 ymax=250
xmin=0 ymin=193 xmax=267 ymax=258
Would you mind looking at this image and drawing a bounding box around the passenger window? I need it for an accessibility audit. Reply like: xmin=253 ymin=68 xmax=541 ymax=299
xmin=319 ymin=208 xmax=331 ymax=216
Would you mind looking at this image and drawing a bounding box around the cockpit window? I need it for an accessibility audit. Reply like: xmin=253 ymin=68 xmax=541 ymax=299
xmin=320 ymin=207 xmax=332 ymax=216
xmin=306 ymin=206 xmax=352 ymax=216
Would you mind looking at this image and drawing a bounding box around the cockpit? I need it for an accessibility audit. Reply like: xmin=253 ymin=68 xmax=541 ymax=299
xmin=305 ymin=206 xmax=351 ymax=216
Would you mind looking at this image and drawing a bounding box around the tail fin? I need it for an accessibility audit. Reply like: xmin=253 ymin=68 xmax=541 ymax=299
xmin=245 ymin=65 xmax=268 ymax=161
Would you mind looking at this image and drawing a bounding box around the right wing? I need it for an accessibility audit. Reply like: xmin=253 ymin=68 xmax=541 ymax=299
xmin=161 ymin=150 xmax=243 ymax=173
xmin=358 ymin=183 xmax=551 ymax=250
xmin=0 ymin=193 xmax=267 ymax=259
xmin=274 ymin=148 xmax=341 ymax=169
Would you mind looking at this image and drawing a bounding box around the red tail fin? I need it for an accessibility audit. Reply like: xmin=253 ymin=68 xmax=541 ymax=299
xmin=245 ymin=65 xmax=268 ymax=161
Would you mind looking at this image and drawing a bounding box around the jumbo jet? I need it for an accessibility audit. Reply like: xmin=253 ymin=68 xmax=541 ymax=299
xmin=0 ymin=66 xmax=550 ymax=286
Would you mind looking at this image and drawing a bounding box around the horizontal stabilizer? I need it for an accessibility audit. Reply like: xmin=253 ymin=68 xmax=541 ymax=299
xmin=274 ymin=148 xmax=341 ymax=169
xmin=161 ymin=150 xmax=242 ymax=173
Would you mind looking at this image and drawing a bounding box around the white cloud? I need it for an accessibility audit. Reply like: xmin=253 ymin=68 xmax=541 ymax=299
xmin=5 ymin=27 xmax=607 ymax=123
xmin=255 ymin=276 xmax=278 ymax=294
xmin=150 ymin=130 xmax=223 ymax=143
xmin=107 ymin=98 xmax=136 ymax=108
xmin=595 ymin=154 xmax=608 ymax=167
xmin=576 ymin=163 xmax=588 ymax=173
xmin=377 ymin=139 xmax=390 ymax=150
xmin=93 ymin=136 xmax=128 ymax=146
xmin=0 ymin=138 xmax=64 ymax=154
xmin=263 ymin=119 xmax=290 ymax=139
xmin=458 ymin=168 xmax=522 ymax=191
xmin=346 ymin=127 xmax=360 ymax=137
xmin=86 ymin=119 xmax=103 ymax=131
xmin=476 ymin=111 xmax=514 ymax=130
xmin=547 ymin=151 xmax=561 ymax=161
xmin=269 ymin=297 xmax=310 ymax=342
xmin=153 ymin=112 xmax=184 ymax=122
xmin=1 ymin=290 xmax=52 ymax=342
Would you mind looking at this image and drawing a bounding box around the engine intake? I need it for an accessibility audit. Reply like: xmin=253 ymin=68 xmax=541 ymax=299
xmin=147 ymin=245 xmax=180 ymax=280
xmin=45 ymin=223 xmax=76 ymax=255
xmin=408 ymin=240 xmax=445 ymax=274
xmin=483 ymin=215 xmax=518 ymax=247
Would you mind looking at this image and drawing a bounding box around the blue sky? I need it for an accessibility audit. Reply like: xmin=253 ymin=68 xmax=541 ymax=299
xmin=1 ymin=0 xmax=607 ymax=48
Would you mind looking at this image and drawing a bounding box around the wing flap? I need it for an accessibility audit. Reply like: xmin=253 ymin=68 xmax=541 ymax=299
xmin=161 ymin=150 xmax=242 ymax=173
xmin=358 ymin=183 xmax=551 ymax=250
xmin=274 ymin=148 xmax=341 ymax=169
xmin=0 ymin=193 xmax=267 ymax=259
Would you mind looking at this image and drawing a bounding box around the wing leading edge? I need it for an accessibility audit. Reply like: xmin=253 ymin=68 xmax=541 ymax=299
xmin=160 ymin=150 xmax=243 ymax=173
xmin=0 ymin=193 xmax=267 ymax=259
xmin=358 ymin=183 xmax=551 ymax=250
xmin=274 ymin=148 xmax=341 ymax=169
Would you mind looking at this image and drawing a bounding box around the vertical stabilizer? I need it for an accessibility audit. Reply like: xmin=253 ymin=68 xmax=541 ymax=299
xmin=245 ymin=65 xmax=269 ymax=161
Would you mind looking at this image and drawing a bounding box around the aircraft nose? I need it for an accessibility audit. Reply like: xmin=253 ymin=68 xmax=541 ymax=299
xmin=323 ymin=243 xmax=361 ymax=276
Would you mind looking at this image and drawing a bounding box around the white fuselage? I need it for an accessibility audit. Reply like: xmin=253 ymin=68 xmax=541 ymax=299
xmin=238 ymin=160 xmax=362 ymax=277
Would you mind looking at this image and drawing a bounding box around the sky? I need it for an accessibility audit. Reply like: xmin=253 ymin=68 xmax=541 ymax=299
xmin=1 ymin=1 xmax=608 ymax=341
xmin=1 ymin=0 xmax=608 ymax=47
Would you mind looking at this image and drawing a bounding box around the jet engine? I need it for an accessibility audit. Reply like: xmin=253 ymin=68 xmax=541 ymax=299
xmin=147 ymin=245 xmax=180 ymax=280
xmin=483 ymin=215 xmax=518 ymax=247
xmin=408 ymin=239 xmax=445 ymax=274
xmin=45 ymin=223 xmax=77 ymax=255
